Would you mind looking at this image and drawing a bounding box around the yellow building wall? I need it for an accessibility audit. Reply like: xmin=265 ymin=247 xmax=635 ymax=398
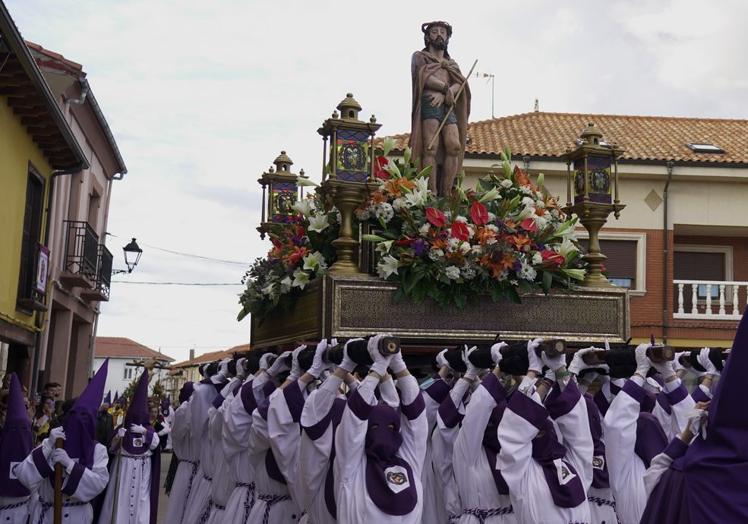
xmin=0 ymin=96 xmax=53 ymax=334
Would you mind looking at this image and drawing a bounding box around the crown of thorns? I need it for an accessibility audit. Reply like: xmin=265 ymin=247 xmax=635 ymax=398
xmin=421 ymin=21 xmax=452 ymax=37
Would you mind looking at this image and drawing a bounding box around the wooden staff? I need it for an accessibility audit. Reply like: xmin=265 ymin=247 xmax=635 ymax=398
xmin=109 ymin=432 xmax=124 ymax=524
xmin=426 ymin=58 xmax=478 ymax=151
xmin=53 ymin=438 xmax=64 ymax=524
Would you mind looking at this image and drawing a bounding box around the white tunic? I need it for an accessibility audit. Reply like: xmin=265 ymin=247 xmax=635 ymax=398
xmin=246 ymin=389 xmax=302 ymax=524
xmin=603 ymin=376 xmax=647 ymax=524
xmin=182 ymin=379 xmax=226 ymax=523
xmin=15 ymin=441 xmax=109 ymax=524
xmin=334 ymin=374 xmax=428 ymax=524
xmin=206 ymin=378 xmax=243 ymax=524
xmin=454 ymin=374 xmax=517 ymax=524
xmin=97 ymin=432 xmax=160 ymax=524
xmin=299 ymin=375 xmax=346 ymax=524
xmin=0 ymin=494 xmax=32 ymax=524
xmin=164 ymin=401 xmax=197 ymax=524
xmin=432 ymin=378 xmax=472 ymax=522
xmin=420 ymin=377 xmax=451 ymax=524
xmin=222 ymin=376 xmax=268 ymax=524
xmin=497 ymin=380 xmax=592 ymax=524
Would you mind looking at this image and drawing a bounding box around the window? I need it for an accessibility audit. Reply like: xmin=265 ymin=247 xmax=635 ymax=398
xmin=687 ymin=143 xmax=724 ymax=154
xmin=123 ymin=367 xmax=133 ymax=380
xmin=674 ymin=245 xmax=731 ymax=299
xmin=577 ymin=232 xmax=647 ymax=294
xmin=17 ymin=166 xmax=45 ymax=307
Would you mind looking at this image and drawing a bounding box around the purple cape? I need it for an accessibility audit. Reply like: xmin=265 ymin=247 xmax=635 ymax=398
xmin=682 ymin=313 xmax=748 ymax=522
xmin=0 ymin=373 xmax=33 ymax=497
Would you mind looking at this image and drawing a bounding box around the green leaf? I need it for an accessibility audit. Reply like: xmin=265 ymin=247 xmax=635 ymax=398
xmin=542 ymin=271 xmax=552 ymax=294
xmin=506 ymin=286 xmax=521 ymax=304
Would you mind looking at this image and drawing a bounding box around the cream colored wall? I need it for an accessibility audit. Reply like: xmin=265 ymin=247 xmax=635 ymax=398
xmin=462 ymin=159 xmax=748 ymax=232
xmin=0 ymin=96 xmax=53 ymax=333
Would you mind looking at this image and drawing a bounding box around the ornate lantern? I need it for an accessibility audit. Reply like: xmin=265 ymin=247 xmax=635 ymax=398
xmin=564 ymin=123 xmax=625 ymax=287
xmin=257 ymin=151 xmax=300 ymax=240
xmin=317 ymin=94 xmax=381 ymax=273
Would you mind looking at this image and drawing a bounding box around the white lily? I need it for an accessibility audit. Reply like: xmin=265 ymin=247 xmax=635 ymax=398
xmin=292 ymin=268 xmax=311 ymax=289
xmin=382 ymin=137 xmax=396 ymax=156
xmin=280 ymin=276 xmax=293 ymax=293
xmin=307 ymin=213 xmax=330 ymax=233
xmin=261 ymin=282 xmax=276 ymax=296
xmin=303 ymin=251 xmax=327 ymax=272
xmin=376 ymin=255 xmax=399 ymax=279
xmin=558 ymin=238 xmax=579 ymax=259
xmin=414 ymin=176 xmax=429 ymax=194
xmin=292 ymin=199 xmax=316 ymax=217
xmin=479 ymin=187 xmax=502 ymax=203
xmin=404 ymin=189 xmax=428 ymax=208
xmin=375 ymin=240 xmax=394 ymax=255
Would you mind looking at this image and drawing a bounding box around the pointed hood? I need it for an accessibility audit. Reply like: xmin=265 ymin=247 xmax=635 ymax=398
xmin=62 ymin=359 xmax=108 ymax=468
xmin=103 ymin=391 xmax=112 ymax=405
xmin=0 ymin=373 xmax=33 ymax=496
xmin=684 ymin=313 xmax=748 ymax=521
xmin=113 ymin=391 xmax=119 ymax=404
xmin=124 ymin=370 xmax=150 ymax=427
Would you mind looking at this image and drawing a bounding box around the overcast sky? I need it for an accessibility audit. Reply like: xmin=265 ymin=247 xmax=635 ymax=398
xmin=7 ymin=0 xmax=748 ymax=362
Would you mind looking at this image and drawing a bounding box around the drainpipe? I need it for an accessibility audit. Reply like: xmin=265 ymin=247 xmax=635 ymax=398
xmin=662 ymin=161 xmax=674 ymax=343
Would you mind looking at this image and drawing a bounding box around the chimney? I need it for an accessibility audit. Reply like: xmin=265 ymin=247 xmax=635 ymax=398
xmin=189 ymin=348 xmax=195 ymax=361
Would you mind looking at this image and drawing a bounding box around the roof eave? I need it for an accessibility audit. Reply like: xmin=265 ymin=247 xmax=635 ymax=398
xmin=0 ymin=4 xmax=89 ymax=171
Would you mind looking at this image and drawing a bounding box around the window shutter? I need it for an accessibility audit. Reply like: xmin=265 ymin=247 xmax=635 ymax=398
xmin=674 ymin=251 xmax=725 ymax=280
xmin=579 ymin=239 xmax=638 ymax=286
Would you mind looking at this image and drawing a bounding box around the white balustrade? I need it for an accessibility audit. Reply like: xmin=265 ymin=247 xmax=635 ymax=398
xmin=673 ymin=279 xmax=746 ymax=320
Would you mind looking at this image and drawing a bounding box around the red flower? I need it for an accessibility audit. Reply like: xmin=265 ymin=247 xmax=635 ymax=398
xmin=520 ymin=218 xmax=538 ymax=233
xmin=450 ymin=221 xmax=470 ymax=242
xmin=469 ymin=200 xmax=489 ymax=226
xmin=394 ymin=237 xmax=414 ymax=247
xmin=426 ymin=207 xmax=447 ymax=228
xmin=284 ymin=246 xmax=309 ymax=267
xmin=541 ymin=250 xmax=565 ymax=267
xmin=373 ymin=156 xmax=390 ymax=180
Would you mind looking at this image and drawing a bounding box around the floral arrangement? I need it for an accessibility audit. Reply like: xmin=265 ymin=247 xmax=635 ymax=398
xmin=237 ymin=191 xmax=339 ymax=322
xmin=239 ymin=141 xmax=586 ymax=321
xmin=359 ymin=141 xmax=585 ymax=308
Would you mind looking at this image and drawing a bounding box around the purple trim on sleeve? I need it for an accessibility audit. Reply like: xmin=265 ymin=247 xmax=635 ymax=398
xmin=437 ymin=395 xmax=463 ymax=428
xmin=282 ymin=381 xmax=305 ymax=423
xmin=61 ymin=462 xmax=85 ymax=496
xmin=424 ymin=379 xmax=450 ymax=404
xmin=664 ymin=437 xmax=689 ymax=460
xmin=508 ymin=391 xmax=548 ymax=431
xmin=691 ymin=386 xmax=711 ymax=403
xmin=257 ymin=400 xmax=270 ymax=421
xmin=480 ymin=373 xmax=508 ymax=407
xmin=665 ymin=384 xmax=688 ymax=405
xmin=231 ymin=380 xmax=243 ymax=396
xmin=347 ymin=388 xmax=374 ymax=420
xmin=303 ymin=411 xmax=332 ymax=441
xmin=400 ymin=391 xmax=426 ymax=421
xmin=212 ymin=394 xmax=225 ymax=409
xmin=545 ymin=380 xmax=581 ymax=420
xmin=32 ymin=447 xmax=53 ymax=479
xmin=146 ymin=428 xmax=156 ymax=448
xmin=262 ymin=380 xmax=277 ymax=398
xmin=241 ymin=381 xmax=258 ymax=415
xmin=623 ymin=379 xmax=646 ymax=404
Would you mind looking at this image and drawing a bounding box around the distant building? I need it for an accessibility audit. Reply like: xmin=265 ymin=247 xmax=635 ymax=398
xmin=166 ymin=344 xmax=250 ymax=401
xmin=92 ymin=337 xmax=173 ymax=399
xmin=388 ymin=111 xmax=748 ymax=348
xmin=0 ymin=4 xmax=88 ymax=387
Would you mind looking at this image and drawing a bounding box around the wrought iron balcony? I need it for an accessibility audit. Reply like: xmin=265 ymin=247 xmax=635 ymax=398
xmin=673 ymin=279 xmax=746 ymax=321
xmin=60 ymin=220 xmax=99 ymax=289
xmin=80 ymin=245 xmax=113 ymax=302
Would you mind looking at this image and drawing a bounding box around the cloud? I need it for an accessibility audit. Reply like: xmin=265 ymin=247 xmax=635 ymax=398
xmin=7 ymin=0 xmax=746 ymax=359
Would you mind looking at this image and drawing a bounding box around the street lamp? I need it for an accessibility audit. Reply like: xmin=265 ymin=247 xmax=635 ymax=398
xmin=113 ymin=238 xmax=143 ymax=275
xmin=564 ymin=123 xmax=625 ymax=287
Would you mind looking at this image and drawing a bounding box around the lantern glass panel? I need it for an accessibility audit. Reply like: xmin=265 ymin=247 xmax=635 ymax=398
xmin=270 ymin=180 xmax=298 ymax=224
xmin=335 ymin=129 xmax=371 ymax=182
xmin=574 ymin=154 xmax=612 ymax=204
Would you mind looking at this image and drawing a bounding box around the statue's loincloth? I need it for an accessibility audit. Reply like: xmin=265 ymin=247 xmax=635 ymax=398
xmin=420 ymin=93 xmax=457 ymax=124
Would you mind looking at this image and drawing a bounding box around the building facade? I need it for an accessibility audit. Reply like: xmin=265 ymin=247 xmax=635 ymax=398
xmin=92 ymin=337 xmax=173 ymax=399
xmin=0 ymin=4 xmax=88 ymax=387
xmin=390 ymin=111 xmax=748 ymax=348
xmin=166 ymin=344 xmax=250 ymax=400
xmin=26 ymin=42 xmax=127 ymax=398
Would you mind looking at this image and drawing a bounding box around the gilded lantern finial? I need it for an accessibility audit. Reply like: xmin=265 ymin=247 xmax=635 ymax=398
xmin=337 ymin=93 xmax=362 ymax=121
xmin=273 ymin=150 xmax=294 ymax=173
xmin=579 ymin=122 xmax=603 ymax=145
xmin=256 ymin=150 xmax=301 ymax=240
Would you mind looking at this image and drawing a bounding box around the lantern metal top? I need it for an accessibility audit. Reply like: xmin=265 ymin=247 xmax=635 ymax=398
xmin=273 ymin=150 xmax=294 ymax=173
xmin=337 ymin=93 xmax=362 ymax=121
xmin=580 ymin=122 xmax=603 ymax=145
xmin=565 ymin=122 xmax=624 ymax=162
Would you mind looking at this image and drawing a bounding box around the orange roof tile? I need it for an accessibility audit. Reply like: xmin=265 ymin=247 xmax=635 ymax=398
xmin=172 ymin=349 xmax=233 ymax=369
xmin=386 ymin=112 xmax=748 ymax=165
xmin=94 ymin=337 xmax=174 ymax=362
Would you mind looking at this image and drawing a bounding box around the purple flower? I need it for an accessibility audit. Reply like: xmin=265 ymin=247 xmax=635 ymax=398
xmin=413 ymin=238 xmax=429 ymax=256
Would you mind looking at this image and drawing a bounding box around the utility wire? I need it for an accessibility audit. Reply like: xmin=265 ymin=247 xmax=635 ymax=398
xmin=111 ymin=281 xmax=243 ymax=286
xmin=107 ymin=233 xmax=251 ymax=266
